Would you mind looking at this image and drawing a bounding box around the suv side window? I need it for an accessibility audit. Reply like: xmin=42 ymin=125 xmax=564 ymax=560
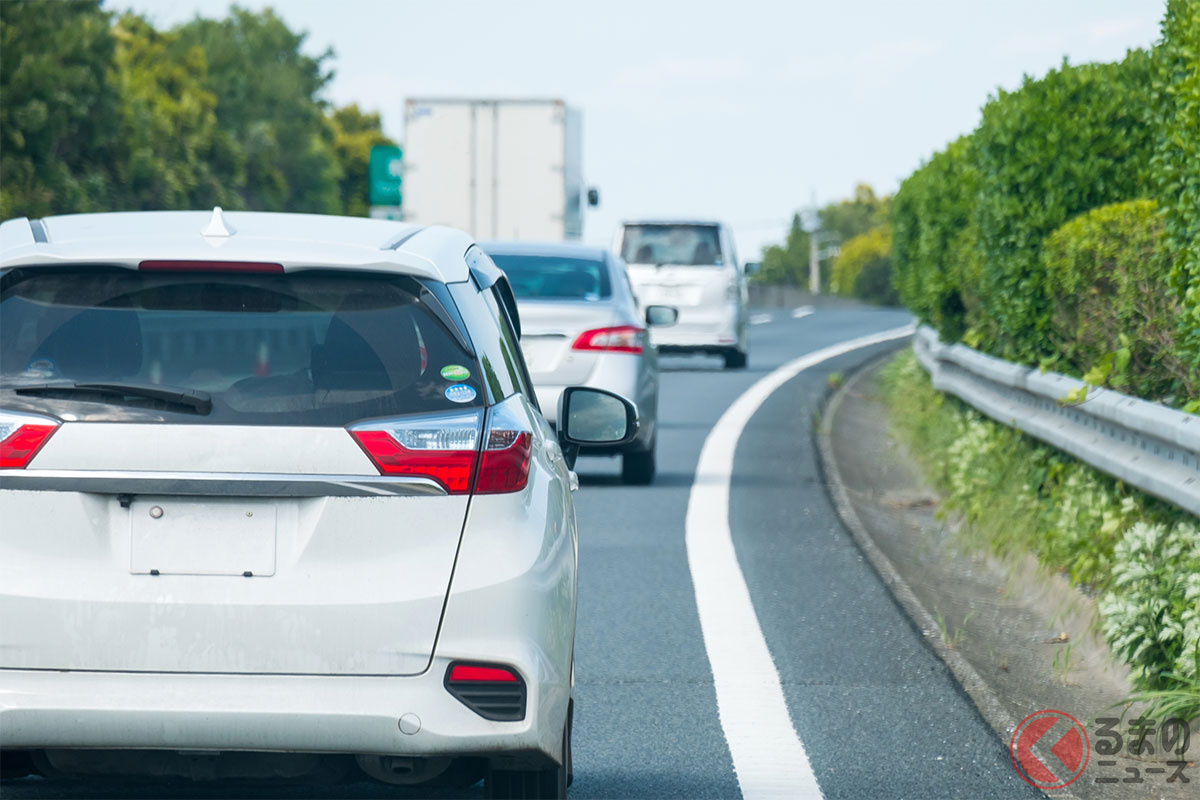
xmin=481 ymin=286 xmax=536 ymax=405
xmin=448 ymin=281 xmax=521 ymax=404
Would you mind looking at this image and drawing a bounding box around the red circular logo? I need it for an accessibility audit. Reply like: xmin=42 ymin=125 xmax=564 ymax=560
xmin=1010 ymin=709 xmax=1089 ymax=789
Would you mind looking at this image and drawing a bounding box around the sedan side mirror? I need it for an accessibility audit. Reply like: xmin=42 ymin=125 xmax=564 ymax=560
xmin=557 ymin=387 xmax=639 ymax=462
xmin=645 ymin=305 xmax=678 ymax=327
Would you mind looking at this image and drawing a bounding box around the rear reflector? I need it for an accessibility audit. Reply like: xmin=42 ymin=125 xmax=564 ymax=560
xmin=449 ymin=665 xmax=518 ymax=682
xmin=0 ymin=412 xmax=60 ymax=469
xmin=572 ymin=325 xmax=644 ymax=354
xmin=445 ymin=662 xmax=526 ymax=721
xmin=139 ymin=260 xmax=284 ymax=273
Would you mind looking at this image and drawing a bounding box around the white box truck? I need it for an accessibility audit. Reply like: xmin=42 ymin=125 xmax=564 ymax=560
xmin=402 ymin=98 xmax=589 ymax=241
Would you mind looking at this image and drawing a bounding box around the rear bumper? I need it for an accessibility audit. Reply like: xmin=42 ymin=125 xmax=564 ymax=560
xmin=0 ymin=658 xmax=554 ymax=766
xmin=0 ymin=464 xmax=576 ymax=769
xmin=649 ymin=304 xmax=740 ymax=350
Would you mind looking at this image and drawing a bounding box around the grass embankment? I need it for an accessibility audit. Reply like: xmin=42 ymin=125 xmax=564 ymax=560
xmin=880 ymin=350 xmax=1200 ymax=720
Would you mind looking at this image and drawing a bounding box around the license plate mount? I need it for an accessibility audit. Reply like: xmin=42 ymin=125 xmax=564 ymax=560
xmin=130 ymin=497 xmax=277 ymax=576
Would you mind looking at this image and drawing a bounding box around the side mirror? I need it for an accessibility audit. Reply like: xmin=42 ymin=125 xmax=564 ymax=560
xmin=645 ymin=305 xmax=678 ymax=327
xmin=586 ymin=187 xmax=600 ymax=207
xmin=557 ymin=387 xmax=639 ymax=452
xmin=743 ymin=261 xmax=762 ymax=276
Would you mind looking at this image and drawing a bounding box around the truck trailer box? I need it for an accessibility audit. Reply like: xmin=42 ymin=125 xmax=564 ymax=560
xmin=403 ymin=98 xmax=585 ymax=241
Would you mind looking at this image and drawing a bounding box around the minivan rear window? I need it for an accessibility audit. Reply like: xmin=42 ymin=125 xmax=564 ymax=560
xmin=620 ymin=224 xmax=723 ymax=266
xmin=0 ymin=269 xmax=483 ymax=425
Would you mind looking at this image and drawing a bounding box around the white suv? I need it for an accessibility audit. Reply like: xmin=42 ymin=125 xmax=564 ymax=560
xmin=0 ymin=209 xmax=637 ymax=798
xmin=614 ymin=220 xmax=749 ymax=368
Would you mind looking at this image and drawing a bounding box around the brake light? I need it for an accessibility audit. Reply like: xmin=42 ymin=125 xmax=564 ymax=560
xmin=477 ymin=431 xmax=532 ymax=494
xmin=572 ymin=325 xmax=644 ymax=354
xmin=349 ymin=397 xmax=533 ymax=495
xmin=350 ymin=410 xmax=482 ymax=494
xmin=0 ymin=411 xmax=60 ymax=469
xmin=476 ymin=397 xmax=533 ymax=494
xmin=139 ymin=260 xmax=284 ymax=273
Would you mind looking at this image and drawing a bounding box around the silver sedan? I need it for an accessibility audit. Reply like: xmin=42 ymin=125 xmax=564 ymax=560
xmin=483 ymin=242 xmax=676 ymax=484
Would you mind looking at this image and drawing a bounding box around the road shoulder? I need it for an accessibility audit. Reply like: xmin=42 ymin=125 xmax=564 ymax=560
xmin=818 ymin=352 xmax=1196 ymax=800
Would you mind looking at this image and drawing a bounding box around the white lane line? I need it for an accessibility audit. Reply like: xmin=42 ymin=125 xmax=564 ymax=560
xmin=685 ymin=323 xmax=915 ymax=800
xmin=750 ymin=313 xmax=773 ymax=326
xmin=791 ymin=305 xmax=815 ymax=319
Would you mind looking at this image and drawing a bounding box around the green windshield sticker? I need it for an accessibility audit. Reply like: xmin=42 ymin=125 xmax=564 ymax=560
xmin=441 ymin=364 xmax=471 ymax=381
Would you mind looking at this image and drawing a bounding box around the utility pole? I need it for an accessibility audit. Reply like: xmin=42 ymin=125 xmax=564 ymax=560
xmin=808 ymin=229 xmax=820 ymax=295
xmin=805 ymin=190 xmax=821 ymax=295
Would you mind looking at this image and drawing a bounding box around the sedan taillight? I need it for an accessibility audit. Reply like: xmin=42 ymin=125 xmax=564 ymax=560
xmin=572 ymin=325 xmax=645 ymax=354
xmin=0 ymin=410 xmax=61 ymax=469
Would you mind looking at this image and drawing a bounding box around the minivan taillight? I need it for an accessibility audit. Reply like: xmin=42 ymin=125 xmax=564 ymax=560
xmin=476 ymin=397 xmax=534 ymax=494
xmin=476 ymin=431 xmax=532 ymax=494
xmin=349 ymin=397 xmax=534 ymax=495
xmin=572 ymin=325 xmax=644 ymax=354
xmin=350 ymin=410 xmax=482 ymax=494
xmin=0 ymin=411 xmax=60 ymax=469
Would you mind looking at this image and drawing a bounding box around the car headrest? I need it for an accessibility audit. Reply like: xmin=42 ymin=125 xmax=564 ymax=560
xmin=311 ymin=297 xmax=421 ymax=392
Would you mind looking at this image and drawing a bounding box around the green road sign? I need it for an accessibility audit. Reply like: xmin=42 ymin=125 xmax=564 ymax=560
xmin=369 ymin=145 xmax=403 ymax=207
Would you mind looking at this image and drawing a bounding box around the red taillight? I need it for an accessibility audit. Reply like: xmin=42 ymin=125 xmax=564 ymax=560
xmin=351 ymin=430 xmax=477 ymax=493
xmin=0 ymin=423 xmax=58 ymax=469
xmin=476 ymin=431 xmax=532 ymax=494
xmin=350 ymin=410 xmax=483 ymax=494
xmin=349 ymin=398 xmax=532 ymax=496
xmin=572 ymin=325 xmax=644 ymax=354
xmin=448 ymin=664 xmax=519 ymax=682
xmin=474 ymin=397 xmax=534 ymax=495
xmin=139 ymin=260 xmax=284 ymax=273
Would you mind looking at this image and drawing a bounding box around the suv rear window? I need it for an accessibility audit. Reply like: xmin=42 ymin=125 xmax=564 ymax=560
xmin=489 ymin=254 xmax=612 ymax=300
xmin=0 ymin=269 xmax=483 ymax=425
xmin=620 ymin=224 xmax=723 ymax=266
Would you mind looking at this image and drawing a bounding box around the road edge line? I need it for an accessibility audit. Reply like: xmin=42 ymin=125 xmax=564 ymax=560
xmin=816 ymin=352 xmax=1083 ymax=800
xmin=686 ymin=324 xmax=914 ymax=800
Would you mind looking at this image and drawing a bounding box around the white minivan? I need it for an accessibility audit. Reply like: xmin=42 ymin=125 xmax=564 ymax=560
xmin=0 ymin=209 xmax=638 ymax=798
xmin=614 ymin=220 xmax=749 ymax=368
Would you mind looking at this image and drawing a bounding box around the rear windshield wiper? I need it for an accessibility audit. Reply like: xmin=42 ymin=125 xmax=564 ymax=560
xmin=13 ymin=382 xmax=213 ymax=415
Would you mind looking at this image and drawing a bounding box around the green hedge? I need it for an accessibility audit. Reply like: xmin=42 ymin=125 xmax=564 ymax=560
xmin=892 ymin=5 xmax=1200 ymax=406
xmin=1042 ymin=200 xmax=1193 ymax=401
xmin=973 ymin=52 xmax=1155 ymax=364
xmin=1152 ymin=0 xmax=1200 ymax=383
xmin=891 ymin=136 xmax=979 ymax=341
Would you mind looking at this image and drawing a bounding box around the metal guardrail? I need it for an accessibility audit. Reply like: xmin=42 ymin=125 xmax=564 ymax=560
xmin=913 ymin=325 xmax=1200 ymax=517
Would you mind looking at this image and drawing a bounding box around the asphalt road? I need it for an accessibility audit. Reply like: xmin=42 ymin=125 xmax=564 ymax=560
xmin=3 ymin=307 xmax=1044 ymax=799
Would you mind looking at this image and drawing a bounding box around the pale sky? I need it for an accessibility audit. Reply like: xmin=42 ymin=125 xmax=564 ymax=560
xmin=110 ymin=1 xmax=1164 ymax=258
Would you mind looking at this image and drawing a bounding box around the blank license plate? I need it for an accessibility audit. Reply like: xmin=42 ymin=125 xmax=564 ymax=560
xmin=130 ymin=498 xmax=277 ymax=576
xmin=643 ymin=286 xmax=701 ymax=306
